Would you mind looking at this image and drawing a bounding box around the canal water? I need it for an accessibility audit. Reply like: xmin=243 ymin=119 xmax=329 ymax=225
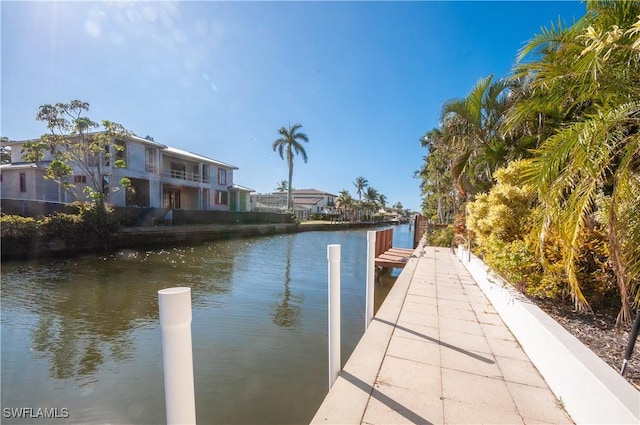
xmin=1 ymin=224 xmax=414 ymax=424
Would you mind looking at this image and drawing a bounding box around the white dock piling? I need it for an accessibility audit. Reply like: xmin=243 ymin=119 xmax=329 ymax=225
xmin=327 ymin=244 xmax=341 ymax=389
xmin=158 ymin=287 xmax=196 ymax=425
xmin=365 ymin=230 xmax=376 ymax=329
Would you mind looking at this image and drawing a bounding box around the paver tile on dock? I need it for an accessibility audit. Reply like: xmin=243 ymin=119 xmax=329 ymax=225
xmin=311 ymin=246 xmax=573 ymax=425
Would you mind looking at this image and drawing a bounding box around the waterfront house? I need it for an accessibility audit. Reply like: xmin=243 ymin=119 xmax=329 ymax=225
xmin=0 ymin=134 xmax=253 ymax=212
xmin=250 ymin=189 xmax=338 ymax=221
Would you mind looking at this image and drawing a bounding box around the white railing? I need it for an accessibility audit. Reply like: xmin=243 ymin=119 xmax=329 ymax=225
xmin=161 ymin=168 xmax=210 ymax=184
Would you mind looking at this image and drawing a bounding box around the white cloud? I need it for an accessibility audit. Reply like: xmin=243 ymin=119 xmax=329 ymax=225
xmin=84 ymin=20 xmax=101 ymax=37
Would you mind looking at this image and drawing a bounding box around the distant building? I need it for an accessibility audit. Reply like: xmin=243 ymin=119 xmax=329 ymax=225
xmin=0 ymin=134 xmax=253 ymax=211
xmin=250 ymin=188 xmax=338 ymax=221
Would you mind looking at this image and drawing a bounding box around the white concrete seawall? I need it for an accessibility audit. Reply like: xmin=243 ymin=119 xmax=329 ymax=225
xmin=456 ymin=246 xmax=640 ymax=425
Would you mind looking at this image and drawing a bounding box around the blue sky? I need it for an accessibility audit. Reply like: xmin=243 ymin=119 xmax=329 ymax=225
xmin=1 ymin=1 xmax=586 ymax=212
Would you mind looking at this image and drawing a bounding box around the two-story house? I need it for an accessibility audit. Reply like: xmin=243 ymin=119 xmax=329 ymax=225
xmin=250 ymin=188 xmax=338 ymax=220
xmin=282 ymin=189 xmax=338 ymax=214
xmin=0 ymin=133 xmax=253 ymax=212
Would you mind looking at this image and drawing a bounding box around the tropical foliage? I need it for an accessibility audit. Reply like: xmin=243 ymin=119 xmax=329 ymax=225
xmin=439 ymin=74 xmax=516 ymax=198
xmin=423 ymin=225 xmax=455 ymax=248
xmin=0 ymin=137 xmax=10 ymax=164
xmin=353 ymin=176 xmax=368 ymax=200
xmin=418 ymin=128 xmax=460 ymax=223
xmin=22 ymin=100 xmax=131 ymax=207
xmin=275 ymin=180 xmax=289 ymax=192
xmin=1 ymin=202 xmax=122 ymax=244
xmin=333 ymin=180 xmax=411 ymax=222
xmin=418 ymin=0 xmax=640 ymax=326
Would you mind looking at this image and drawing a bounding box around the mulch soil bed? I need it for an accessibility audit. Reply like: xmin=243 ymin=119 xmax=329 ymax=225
xmin=535 ymin=299 xmax=640 ymax=391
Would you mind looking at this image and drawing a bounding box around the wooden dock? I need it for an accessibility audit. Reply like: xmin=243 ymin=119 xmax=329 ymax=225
xmin=374 ymin=228 xmax=415 ymax=269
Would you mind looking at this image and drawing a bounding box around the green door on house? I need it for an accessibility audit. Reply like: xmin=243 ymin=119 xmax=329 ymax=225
xmin=239 ymin=193 xmax=247 ymax=211
xmin=230 ymin=191 xmax=238 ymax=211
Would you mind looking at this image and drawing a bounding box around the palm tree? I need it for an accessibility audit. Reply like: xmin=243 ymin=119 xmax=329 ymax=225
xmin=512 ymin=0 xmax=640 ymax=324
xmin=363 ymin=186 xmax=380 ymax=221
xmin=419 ymin=128 xmax=458 ymax=223
xmin=393 ymin=201 xmax=404 ymax=214
xmin=272 ymin=123 xmax=309 ymax=210
xmin=364 ymin=186 xmax=379 ymax=204
xmin=440 ymin=74 xmax=513 ymax=198
xmin=378 ymin=193 xmax=388 ymax=211
xmin=336 ymin=189 xmax=354 ymax=221
xmin=353 ymin=176 xmax=368 ymax=200
xmin=275 ymin=180 xmax=288 ymax=192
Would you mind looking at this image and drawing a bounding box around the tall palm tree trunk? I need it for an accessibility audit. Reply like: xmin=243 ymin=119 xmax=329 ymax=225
xmin=287 ymin=157 xmax=293 ymax=210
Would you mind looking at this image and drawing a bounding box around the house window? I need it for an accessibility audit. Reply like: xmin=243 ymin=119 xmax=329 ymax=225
xmin=127 ymin=178 xmax=150 ymax=207
xmin=73 ymin=175 xmax=87 ymax=183
xmin=115 ymin=140 xmax=127 ymax=163
xmin=19 ymin=172 xmax=26 ymax=192
xmin=218 ymin=168 xmax=226 ymax=186
xmin=215 ymin=190 xmax=228 ymax=205
xmin=145 ymin=147 xmax=157 ymax=173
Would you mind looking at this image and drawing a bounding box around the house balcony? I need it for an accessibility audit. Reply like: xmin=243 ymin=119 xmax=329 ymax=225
xmin=145 ymin=163 xmax=158 ymax=174
xmin=161 ymin=168 xmax=211 ymax=185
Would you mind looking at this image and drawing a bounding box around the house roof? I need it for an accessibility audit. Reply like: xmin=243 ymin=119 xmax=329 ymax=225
xmin=274 ymin=188 xmax=338 ymax=197
xmin=163 ymin=146 xmax=238 ymax=170
xmin=2 ymin=132 xmax=168 ymax=149
xmin=127 ymin=134 xmax=168 ymax=149
xmin=4 ymin=132 xmax=238 ymax=170
xmin=0 ymin=163 xmax=41 ymax=170
xmin=251 ymin=193 xmax=286 ymax=198
xmin=292 ymin=197 xmax=323 ymax=206
xmin=228 ymin=184 xmax=254 ymax=192
xmin=1 ymin=137 xmax=39 ymax=146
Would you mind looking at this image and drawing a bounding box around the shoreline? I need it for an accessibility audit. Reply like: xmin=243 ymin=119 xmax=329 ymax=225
xmin=1 ymin=221 xmax=385 ymax=262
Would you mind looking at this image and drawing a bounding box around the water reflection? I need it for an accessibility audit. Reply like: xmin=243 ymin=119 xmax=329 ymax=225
xmin=1 ymin=225 xmax=414 ymax=424
xmin=3 ymin=245 xmax=236 ymax=382
xmin=272 ymin=236 xmax=303 ymax=329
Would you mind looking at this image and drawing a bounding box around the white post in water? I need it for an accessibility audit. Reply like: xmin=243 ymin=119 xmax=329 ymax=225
xmin=365 ymin=230 xmax=376 ymax=329
xmin=327 ymin=244 xmax=341 ymax=389
xmin=158 ymin=287 xmax=196 ymax=425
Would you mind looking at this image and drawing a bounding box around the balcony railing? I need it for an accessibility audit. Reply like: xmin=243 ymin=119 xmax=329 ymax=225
xmin=145 ymin=163 xmax=158 ymax=173
xmin=161 ymin=168 xmax=210 ymax=184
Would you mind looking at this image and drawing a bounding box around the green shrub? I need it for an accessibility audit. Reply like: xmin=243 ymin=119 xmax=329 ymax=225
xmin=467 ymin=161 xmax=535 ymax=246
xmin=425 ymin=225 xmax=454 ymax=247
xmin=74 ymin=201 xmax=121 ymax=238
xmin=309 ymin=213 xmax=340 ymax=221
xmin=466 ymin=161 xmax=621 ymax=309
xmin=38 ymin=213 xmax=84 ymax=240
xmin=0 ymin=214 xmax=38 ymax=239
xmin=112 ymin=207 xmax=143 ymax=227
xmin=466 ymin=162 xmax=557 ymax=298
xmin=1 ymin=202 xmax=124 ymax=244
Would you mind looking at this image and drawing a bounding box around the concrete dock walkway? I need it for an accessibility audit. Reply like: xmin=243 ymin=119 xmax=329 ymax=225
xmin=311 ymin=246 xmax=573 ymax=424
